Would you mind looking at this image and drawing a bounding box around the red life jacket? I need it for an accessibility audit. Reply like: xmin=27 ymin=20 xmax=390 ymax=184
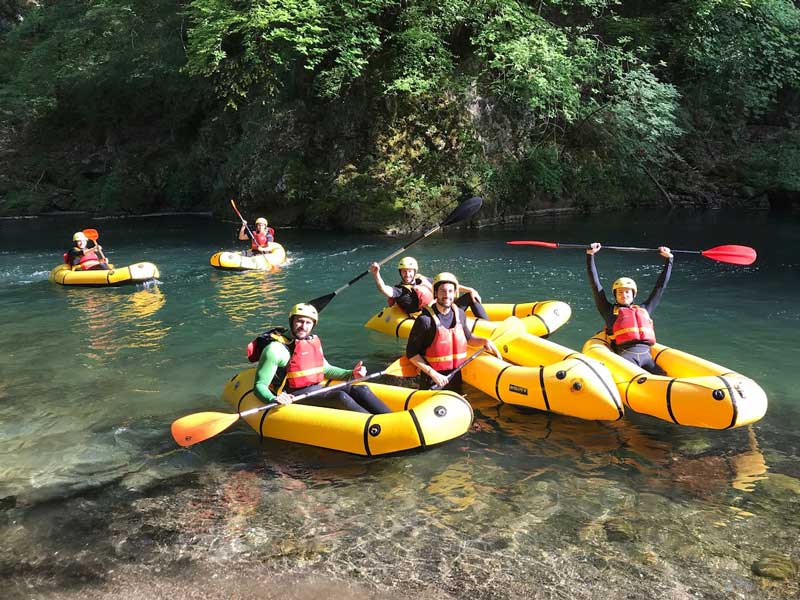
xmin=250 ymin=228 xmax=275 ymax=250
xmin=63 ymin=252 xmax=70 ymax=265
xmin=284 ymin=335 xmax=326 ymax=389
xmin=78 ymin=250 xmax=102 ymax=270
xmin=387 ymin=278 xmax=434 ymax=312
xmin=423 ymin=306 xmax=468 ymax=372
xmin=611 ymin=305 xmax=656 ymax=346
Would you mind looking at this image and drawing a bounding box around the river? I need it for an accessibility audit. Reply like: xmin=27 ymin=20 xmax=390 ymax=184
xmin=0 ymin=210 xmax=798 ymax=599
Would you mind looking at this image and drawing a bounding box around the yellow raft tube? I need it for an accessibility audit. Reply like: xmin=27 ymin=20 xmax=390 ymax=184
xmin=582 ymin=332 xmax=768 ymax=429
xmin=466 ymin=300 xmax=572 ymax=337
xmin=367 ymin=300 xmax=571 ymax=339
xmin=49 ymin=262 xmax=160 ymax=286
xmin=210 ymin=243 xmax=287 ymax=271
xmin=222 ymin=367 xmax=474 ymax=455
xmin=364 ymin=306 xmax=623 ymax=421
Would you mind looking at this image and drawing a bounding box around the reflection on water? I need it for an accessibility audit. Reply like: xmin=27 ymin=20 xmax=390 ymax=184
xmin=211 ymin=270 xmax=288 ymax=324
xmin=472 ymin=401 xmax=771 ymax=501
xmin=64 ymin=285 xmax=169 ymax=358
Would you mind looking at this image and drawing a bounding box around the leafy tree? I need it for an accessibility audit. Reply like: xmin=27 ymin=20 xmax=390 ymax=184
xmin=185 ymin=0 xmax=394 ymax=106
xmin=680 ymin=0 xmax=800 ymax=120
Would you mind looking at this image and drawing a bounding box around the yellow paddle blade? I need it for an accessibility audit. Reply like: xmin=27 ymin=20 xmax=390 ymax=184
xmin=385 ymin=355 xmax=420 ymax=378
xmin=171 ymin=411 xmax=241 ymax=447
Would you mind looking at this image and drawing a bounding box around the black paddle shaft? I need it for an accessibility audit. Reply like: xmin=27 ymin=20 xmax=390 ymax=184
xmin=308 ymin=197 xmax=483 ymax=312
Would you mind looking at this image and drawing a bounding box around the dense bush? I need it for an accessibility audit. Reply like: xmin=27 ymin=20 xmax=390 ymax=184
xmin=0 ymin=0 xmax=798 ymax=223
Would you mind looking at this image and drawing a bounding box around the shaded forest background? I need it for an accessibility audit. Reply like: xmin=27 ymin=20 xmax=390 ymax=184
xmin=1 ymin=0 xmax=798 ymax=230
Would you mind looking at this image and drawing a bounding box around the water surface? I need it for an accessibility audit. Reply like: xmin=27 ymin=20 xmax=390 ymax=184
xmin=0 ymin=210 xmax=798 ymax=598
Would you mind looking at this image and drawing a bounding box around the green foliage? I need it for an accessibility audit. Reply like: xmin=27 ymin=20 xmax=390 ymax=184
xmin=185 ymin=0 xmax=392 ymax=106
xmin=473 ymin=2 xmax=585 ymax=120
xmin=1 ymin=0 xmax=798 ymax=222
xmin=587 ymin=64 xmax=683 ymax=175
xmin=1 ymin=189 xmax=51 ymax=213
xmin=682 ymin=0 xmax=800 ymax=119
xmin=484 ymin=146 xmax=563 ymax=208
xmin=740 ymin=132 xmax=800 ymax=192
xmin=1 ymin=1 xmax=203 ymax=127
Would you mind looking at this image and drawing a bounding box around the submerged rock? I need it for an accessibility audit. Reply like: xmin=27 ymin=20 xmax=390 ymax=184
xmin=760 ymin=473 xmax=800 ymax=497
xmin=751 ymin=551 xmax=799 ymax=580
xmin=603 ymin=518 xmax=637 ymax=543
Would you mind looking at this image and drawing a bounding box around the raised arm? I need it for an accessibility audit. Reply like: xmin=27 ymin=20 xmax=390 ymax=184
xmin=369 ymin=262 xmax=396 ymax=299
xmin=641 ymin=247 xmax=674 ymax=313
xmin=586 ymin=243 xmax=612 ymax=315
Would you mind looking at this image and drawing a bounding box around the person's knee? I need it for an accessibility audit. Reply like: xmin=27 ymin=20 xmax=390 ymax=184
xmin=350 ymin=386 xmax=391 ymax=414
xmin=331 ymin=391 xmax=368 ymax=413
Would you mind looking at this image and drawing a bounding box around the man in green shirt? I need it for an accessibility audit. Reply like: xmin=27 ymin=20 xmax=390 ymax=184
xmin=253 ymin=303 xmax=391 ymax=414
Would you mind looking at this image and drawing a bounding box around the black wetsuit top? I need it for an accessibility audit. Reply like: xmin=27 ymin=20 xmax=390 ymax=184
xmin=406 ymin=305 xmax=473 ymax=390
xmin=391 ymin=277 xmax=431 ymax=314
xmin=586 ymin=253 xmax=672 ymax=345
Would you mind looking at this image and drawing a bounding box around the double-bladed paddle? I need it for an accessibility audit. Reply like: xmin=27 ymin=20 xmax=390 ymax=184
xmin=170 ymin=357 xmax=419 ymax=447
xmin=308 ymin=196 xmax=484 ymax=312
xmin=507 ymin=240 xmax=757 ymax=265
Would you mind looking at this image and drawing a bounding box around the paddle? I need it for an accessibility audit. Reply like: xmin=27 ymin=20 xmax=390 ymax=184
xmin=307 ymin=196 xmax=484 ymax=312
xmin=170 ymin=358 xmax=418 ymax=447
xmin=82 ymin=228 xmax=107 ymax=262
xmin=230 ymin=199 xmax=266 ymax=254
xmin=430 ymin=347 xmax=485 ymax=390
xmin=507 ymin=240 xmax=757 ymax=266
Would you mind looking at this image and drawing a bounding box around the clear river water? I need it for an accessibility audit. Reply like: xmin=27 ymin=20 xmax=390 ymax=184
xmin=0 ymin=210 xmax=798 ymax=599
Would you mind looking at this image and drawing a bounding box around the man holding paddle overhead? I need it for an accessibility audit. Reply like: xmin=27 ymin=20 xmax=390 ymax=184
xmin=67 ymin=231 xmax=110 ymax=270
xmin=586 ymin=242 xmax=673 ymax=374
xmin=369 ymin=257 xmax=490 ymax=319
xmin=405 ymin=272 xmax=500 ymax=391
xmin=252 ymin=303 xmax=391 ymax=414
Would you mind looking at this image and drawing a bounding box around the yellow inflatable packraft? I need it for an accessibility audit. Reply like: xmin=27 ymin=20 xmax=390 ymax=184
xmin=582 ymin=332 xmax=767 ymax=429
xmin=210 ymin=243 xmax=287 ymax=271
xmin=222 ymin=368 xmax=474 ymax=455
xmin=364 ymin=306 xmax=623 ymax=421
xmin=49 ymin=262 xmax=160 ymax=286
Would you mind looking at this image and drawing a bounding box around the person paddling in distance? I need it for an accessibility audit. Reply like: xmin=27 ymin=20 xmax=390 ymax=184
xmin=239 ymin=217 xmax=274 ymax=255
xmin=253 ymin=303 xmax=391 ymax=414
xmin=369 ymin=256 xmax=489 ymax=319
xmin=67 ymin=231 xmax=110 ymax=270
xmin=586 ymin=242 xmax=673 ymax=374
xmin=405 ymin=272 xmax=500 ymax=390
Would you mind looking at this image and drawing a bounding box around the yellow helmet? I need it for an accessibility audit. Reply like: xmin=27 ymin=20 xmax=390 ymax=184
xmin=433 ymin=272 xmax=459 ymax=291
xmin=255 ymin=217 xmax=268 ymax=227
xmin=289 ymin=303 xmax=318 ymax=324
xmin=397 ymin=256 xmax=418 ymax=271
xmin=73 ymin=231 xmax=87 ymax=242
xmin=612 ymin=277 xmax=637 ymax=296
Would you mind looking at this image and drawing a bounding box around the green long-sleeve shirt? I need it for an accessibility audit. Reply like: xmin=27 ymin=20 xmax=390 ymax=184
xmin=253 ymin=340 xmax=352 ymax=402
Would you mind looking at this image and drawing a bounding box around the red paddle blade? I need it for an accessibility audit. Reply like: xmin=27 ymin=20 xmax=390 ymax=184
xmin=83 ymin=228 xmax=99 ymax=241
xmin=701 ymin=245 xmax=757 ymax=266
xmin=507 ymin=240 xmax=559 ymax=248
xmin=171 ymin=411 xmax=240 ymax=447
